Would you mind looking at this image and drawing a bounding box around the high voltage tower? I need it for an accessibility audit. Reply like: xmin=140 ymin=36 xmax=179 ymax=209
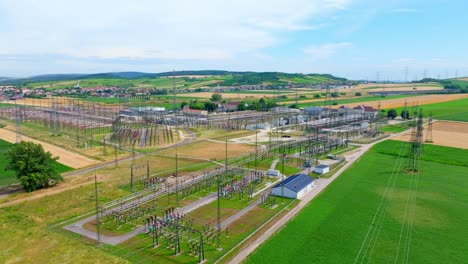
xmin=405 ymin=108 xmax=424 ymax=173
xmin=50 ymin=97 xmax=60 ymax=136
xmin=14 ymin=100 xmax=21 ymax=143
xmin=374 ymin=100 xmax=382 ymax=136
xmin=425 ymin=112 xmax=434 ymax=143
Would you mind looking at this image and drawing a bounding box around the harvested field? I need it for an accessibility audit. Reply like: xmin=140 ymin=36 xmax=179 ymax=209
xmin=0 ymin=128 xmax=99 ymax=168
xmin=349 ymin=82 xmax=442 ymax=91
xmin=392 ymin=121 xmax=468 ymax=149
xmin=158 ymin=139 xmax=254 ymax=160
xmin=181 ymin=90 xmax=314 ymax=100
xmin=2 ymin=97 xmax=121 ymax=110
xmin=331 ymin=94 xmax=468 ymax=109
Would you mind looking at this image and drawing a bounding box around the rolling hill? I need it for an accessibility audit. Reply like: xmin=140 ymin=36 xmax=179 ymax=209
xmin=0 ymin=71 xmax=348 ymax=89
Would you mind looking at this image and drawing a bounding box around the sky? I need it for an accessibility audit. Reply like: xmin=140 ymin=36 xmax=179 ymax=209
xmin=0 ymin=0 xmax=467 ymax=80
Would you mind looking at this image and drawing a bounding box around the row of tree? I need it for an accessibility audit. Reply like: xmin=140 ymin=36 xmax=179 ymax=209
xmin=387 ymin=109 xmax=411 ymax=119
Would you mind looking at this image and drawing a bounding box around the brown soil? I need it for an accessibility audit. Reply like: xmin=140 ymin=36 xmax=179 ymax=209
xmin=0 ymin=128 xmax=100 ymax=168
xmin=392 ymin=121 xmax=468 ymax=149
xmin=331 ymin=94 xmax=468 ymax=109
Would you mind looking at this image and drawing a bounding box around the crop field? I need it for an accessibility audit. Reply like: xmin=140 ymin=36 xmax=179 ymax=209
xmin=394 ymin=97 xmax=468 ymax=122
xmin=247 ymin=140 xmax=468 ymax=264
xmin=393 ymin=121 xmax=468 ymax=149
xmin=352 ymin=82 xmax=443 ymax=91
xmin=0 ymin=138 xmax=73 ymax=186
xmin=0 ymin=139 xmax=18 ymax=186
xmin=158 ymin=140 xmax=255 ymax=161
xmin=0 ymin=128 xmax=100 ymax=169
xmin=326 ymin=93 xmax=468 ymax=110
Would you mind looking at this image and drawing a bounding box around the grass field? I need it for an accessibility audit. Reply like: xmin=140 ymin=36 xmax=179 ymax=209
xmin=247 ymin=140 xmax=468 ymax=264
xmin=394 ymin=97 xmax=468 ymax=122
xmin=0 ymin=139 xmax=73 ymax=187
xmin=381 ymin=121 xmax=414 ymax=133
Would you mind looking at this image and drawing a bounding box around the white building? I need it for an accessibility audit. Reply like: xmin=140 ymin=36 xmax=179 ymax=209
xmin=314 ymin=164 xmax=330 ymax=174
xmin=271 ymin=174 xmax=315 ymax=199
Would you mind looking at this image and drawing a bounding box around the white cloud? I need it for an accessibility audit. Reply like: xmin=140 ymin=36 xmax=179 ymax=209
xmin=304 ymin=42 xmax=352 ymax=59
xmin=0 ymin=0 xmax=352 ymax=64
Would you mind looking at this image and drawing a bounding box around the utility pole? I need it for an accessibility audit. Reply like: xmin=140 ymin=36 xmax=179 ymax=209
xmin=94 ymin=170 xmax=101 ymax=244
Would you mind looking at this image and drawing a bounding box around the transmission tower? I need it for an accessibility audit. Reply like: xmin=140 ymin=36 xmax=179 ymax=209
xmin=173 ymin=70 xmax=177 ymax=112
xmin=403 ymin=99 xmax=408 ymax=119
xmin=405 ymin=108 xmax=424 ymax=173
xmin=425 ymin=112 xmax=434 ymax=143
xmin=374 ymin=100 xmax=382 ymax=137
xmin=14 ymin=100 xmax=21 ymax=143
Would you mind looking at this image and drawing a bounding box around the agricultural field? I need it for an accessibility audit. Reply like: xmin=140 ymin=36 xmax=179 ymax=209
xmin=324 ymin=93 xmax=468 ymax=110
xmin=393 ymin=121 xmax=468 ymax=149
xmin=0 ymin=127 xmax=100 ymax=168
xmin=0 ymin=138 xmax=73 ymax=187
xmin=393 ymin=97 xmax=468 ymax=122
xmin=247 ymin=140 xmax=468 ymax=263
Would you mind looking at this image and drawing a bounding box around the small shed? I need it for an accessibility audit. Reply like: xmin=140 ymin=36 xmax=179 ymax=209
xmin=271 ymin=174 xmax=315 ymax=199
xmin=314 ymin=164 xmax=330 ymax=174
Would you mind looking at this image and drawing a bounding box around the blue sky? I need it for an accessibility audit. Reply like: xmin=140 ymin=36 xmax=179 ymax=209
xmin=0 ymin=0 xmax=467 ymax=80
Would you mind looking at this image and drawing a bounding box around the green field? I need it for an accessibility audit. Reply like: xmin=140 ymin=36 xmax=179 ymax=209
xmin=393 ymin=97 xmax=468 ymax=122
xmin=296 ymin=94 xmax=418 ymax=108
xmin=0 ymin=139 xmax=73 ymax=187
xmin=247 ymin=140 xmax=468 ymax=263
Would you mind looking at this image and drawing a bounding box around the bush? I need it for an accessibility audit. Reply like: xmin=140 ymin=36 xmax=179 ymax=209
xmin=355 ymin=92 xmax=362 ymax=96
xmin=314 ymin=94 xmax=321 ymax=98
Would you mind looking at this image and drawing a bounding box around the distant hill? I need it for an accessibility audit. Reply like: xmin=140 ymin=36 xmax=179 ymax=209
xmin=0 ymin=70 xmax=348 ymax=88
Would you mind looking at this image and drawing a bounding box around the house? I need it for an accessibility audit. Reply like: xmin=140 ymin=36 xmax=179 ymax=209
xmin=338 ymin=105 xmax=351 ymax=114
xmin=314 ymin=164 xmax=330 ymax=174
xmin=180 ymin=105 xmax=208 ymax=116
xmin=218 ymin=102 xmax=239 ymax=112
xmin=271 ymin=174 xmax=315 ymax=199
xmin=353 ymin=105 xmax=377 ymax=118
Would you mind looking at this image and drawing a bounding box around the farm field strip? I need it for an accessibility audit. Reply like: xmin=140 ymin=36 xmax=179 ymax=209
xmin=246 ymin=140 xmax=468 ymax=264
xmin=392 ymin=121 xmax=468 ymax=149
xmin=0 ymin=128 xmax=99 ymax=168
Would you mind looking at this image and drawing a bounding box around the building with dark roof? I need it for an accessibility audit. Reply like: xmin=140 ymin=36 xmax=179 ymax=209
xmin=271 ymin=174 xmax=315 ymax=199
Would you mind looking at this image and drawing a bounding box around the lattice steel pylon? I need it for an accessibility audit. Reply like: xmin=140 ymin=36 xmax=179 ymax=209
xmin=405 ymin=108 xmax=424 ymax=173
xmin=425 ymin=111 xmax=434 ymax=143
xmin=374 ymin=100 xmax=382 ymax=137
xmin=14 ymin=100 xmax=21 ymax=143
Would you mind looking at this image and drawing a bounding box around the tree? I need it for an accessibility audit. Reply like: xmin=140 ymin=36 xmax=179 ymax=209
xmin=204 ymin=101 xmax=218 ymax=112
xmin=237 ymin=101 xmax=247 ymax=111
xmin=355 ymin=92 xmax=362 ymax=96
xmin=211 ymin=93 xmax=222 ymax=102
xmin=314 ymin=94 xmax=321 ymax=98
xmin=6 ymin=141 xmax=63 ymax=192
xmin=401 ymin=109 xmax=410 ymax=119
xmin=387 ymin=109 xmax=397 ymax=119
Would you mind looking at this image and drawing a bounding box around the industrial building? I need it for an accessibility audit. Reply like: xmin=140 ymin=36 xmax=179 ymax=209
xmin=271 ymin=174 xmax=315 ymax=199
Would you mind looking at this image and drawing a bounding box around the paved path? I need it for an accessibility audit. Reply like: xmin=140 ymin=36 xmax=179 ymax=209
xmin=269 ymin=159 xmax=279 ymax=170
xmin=226 ymin=133 xmax=406 ymax=264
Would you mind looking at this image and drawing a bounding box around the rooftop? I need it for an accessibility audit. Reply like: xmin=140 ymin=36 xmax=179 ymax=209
xmin=273 ymin=174 xmax=314 ymax=193
xmin=316 ymin=164 xmax=329 ymax=169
